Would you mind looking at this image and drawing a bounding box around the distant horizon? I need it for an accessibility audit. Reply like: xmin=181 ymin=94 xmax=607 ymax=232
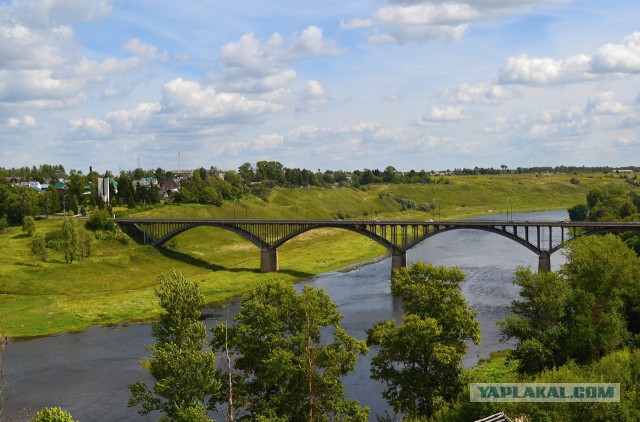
xmin=4 ymin=162 xmax=639 ymax=177
xmin=1 ymin=1 xmax=639 ymax=171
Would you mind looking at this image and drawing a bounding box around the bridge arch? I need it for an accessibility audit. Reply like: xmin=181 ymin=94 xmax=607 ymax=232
xmin=271 ymin=223 xmax=395 ymax=250
xmin=153 ymin=223 xmax=268 ymax=249
xmin=405 ymin=225 xmax=541 ymax=255
xmin=548 ymin=225 xmax=640 ymax=254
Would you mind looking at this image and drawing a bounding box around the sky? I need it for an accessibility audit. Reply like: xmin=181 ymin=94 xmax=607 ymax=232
xmin=0 ymin=0 xmax=639 ymax=174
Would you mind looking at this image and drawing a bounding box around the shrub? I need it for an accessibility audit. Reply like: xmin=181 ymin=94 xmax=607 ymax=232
xmin=86 ymin=209 xmax=116 ymax=231
xmin=22 ymin=215 xmax=36 ymax=236
xmin=29 ymin=407 xmax=78 ymax=422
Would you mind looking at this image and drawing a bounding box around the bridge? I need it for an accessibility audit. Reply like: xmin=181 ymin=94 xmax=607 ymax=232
xmin=115 ymin=218 xmax=640 ymax=273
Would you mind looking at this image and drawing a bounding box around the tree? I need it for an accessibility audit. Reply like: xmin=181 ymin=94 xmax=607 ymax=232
xmin=129 ymin=270 xmax=220 ymax=421
xmin=367 ymin=262 xmax=480 ymax=418
xmin=86 ymin=209 xmax=116 ymax=231
xmin=210 ymin=280 xmax=368 ymax=421
xmin=62 ymin=218 xmax=78 ymax=263
xmin=498 ymin=267 xmax=572 ymax=374
xmin=500 ymin=235 xmax=639 ymax=374
xmin=2 ymin=186 xmax=40 ymax=224
xmin=78 ymin=227 xmax=92 ymax=260
xmin=568 ymin=203 xmax=589 ymax=221
xmin=22 ymin=215 xmax=36 ymax=236
xmin=29 ymin=407 xmax=78 ymax=422
xmin=43 ymin=183 xmax=61 ymax=215
xmin=31 ymin=232 xmax=47 ymax=265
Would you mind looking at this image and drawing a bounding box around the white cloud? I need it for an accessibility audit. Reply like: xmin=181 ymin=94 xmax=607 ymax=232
xmin=440 ymin=82 xmax=515 ymax=104
xmin=4 ymin=114 xmax=36 ymax=130
xmin=417 ymin=106 xmax=472 ymax=124
xmin=124 ymin=38 xmax=169 ymax=62
xmin=0 ymin=1 xmax=144 ymax=109
xmin=344 ymin=0 xmax=565 ymax=44
xmin=590 ymin=32 xmax=640 ymax=74
xmin=296 ymin=80 xmax=327 ymax=112
xmin=585 ymin=91 xmax=630 ymax=115
xmin=253 ymin=133 xmax=284 ymax=150
xmin=483 ymin=117 xmax=510 ymax=133
xmin=496 ymin=54 xmax=592 ymax=85
xmin=106 ymin=102 xmax=162 ymax=132
xmin=373 ymin=4 xmax=470 ymax=43
xmin=340 ymin=18 xmax=373 ymax=30
xmin=9 ymin=0 xmax=112 ymax=28
xmin=290 ymin=26 xmax=344 ymax=57
xmin=161 ymin=78 xmax=282 ymax=121
xmin=496 ymin=32 xmax=640 ymax=85
xmin=92 ymin=77 xmax=284 ymax=140
xmin=69 ymin=118 xmax=112 ymax=138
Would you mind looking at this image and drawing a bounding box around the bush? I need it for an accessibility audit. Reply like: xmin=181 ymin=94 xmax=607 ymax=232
xmin=22 ymin=215 xmax=36 ymax=236
xmin=86 ymin=209 xmax=116 ymax=231
xmin=47 ymin=238 xmax=65 ymax=250
xmin=29 ymin=407 xmax=78 ymax=422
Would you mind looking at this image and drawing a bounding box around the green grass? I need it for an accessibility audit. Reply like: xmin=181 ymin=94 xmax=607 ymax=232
xmin=1 ymin=173 xmax=635 ymax=338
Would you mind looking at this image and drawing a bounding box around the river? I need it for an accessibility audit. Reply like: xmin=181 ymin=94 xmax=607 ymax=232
xmin=3 ymin=210 xmax=568 ymax=420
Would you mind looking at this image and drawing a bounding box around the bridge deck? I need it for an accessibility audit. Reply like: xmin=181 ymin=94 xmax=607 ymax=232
xmin=115 ymin=218 xmax=640 ymax=273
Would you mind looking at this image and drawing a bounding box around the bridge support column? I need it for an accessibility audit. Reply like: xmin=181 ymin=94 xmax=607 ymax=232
xmin=391 ymin=249 xmax=407 ymax=273
xmin=538 ymin=251 xmax=551 ymax=273
xmin=260 ymin=247 xmax=279 ymax=273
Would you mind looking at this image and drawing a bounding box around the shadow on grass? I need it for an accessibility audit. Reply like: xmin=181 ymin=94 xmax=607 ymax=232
xmin=155 ymin=247 xmax=314 ymax=278
xmin=11 ymin=233 xmax=30 ymax=239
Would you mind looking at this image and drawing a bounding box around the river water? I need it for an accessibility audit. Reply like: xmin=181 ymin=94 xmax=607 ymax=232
xmin=3 ymin=210 xmax=568 ymax=420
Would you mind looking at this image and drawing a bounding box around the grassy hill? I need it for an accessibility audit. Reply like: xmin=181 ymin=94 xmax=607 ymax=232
xmin=0 ymin=172 xmax=634 ymax=338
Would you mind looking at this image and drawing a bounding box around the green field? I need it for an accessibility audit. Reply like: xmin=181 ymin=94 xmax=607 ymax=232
xmin=0 ymin=173 xmax=634 ymax=338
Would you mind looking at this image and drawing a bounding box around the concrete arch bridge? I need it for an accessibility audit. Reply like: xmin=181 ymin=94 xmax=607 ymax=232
xmin=115 ymin=218 xmax=640 ymax=273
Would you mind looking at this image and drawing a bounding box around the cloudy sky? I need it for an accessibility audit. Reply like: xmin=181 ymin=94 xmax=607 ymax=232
xmin=1 ymin=0 xmax=639 ymax=173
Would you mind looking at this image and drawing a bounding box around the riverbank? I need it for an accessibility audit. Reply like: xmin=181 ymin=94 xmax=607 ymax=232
xmin=0 ymin=173 xmax=631 ymax=338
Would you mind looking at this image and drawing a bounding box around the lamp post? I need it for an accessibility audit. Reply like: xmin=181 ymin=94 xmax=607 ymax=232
xmin=295 ymin=197 xmax=301 ymax=219
xmin=432 ymin=197 xmax=435 ymax=221
xmin=362 ymin=197 xmax=369 ymax=221
xmin=507 ymin=197 xmax=510 ymax=222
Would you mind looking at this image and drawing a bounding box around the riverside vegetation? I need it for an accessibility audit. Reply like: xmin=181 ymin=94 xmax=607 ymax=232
xmin=0 ymin=172 xmax=637 ymax=339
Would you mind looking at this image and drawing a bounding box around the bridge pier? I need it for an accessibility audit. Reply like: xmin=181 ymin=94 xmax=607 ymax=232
xmin=538 ymin=251 xmax=551 ymax=273
xmin=260 ymin=247 xmax=279 ymax=272
xmin=391 ymin=249 xmax=407 ymax=273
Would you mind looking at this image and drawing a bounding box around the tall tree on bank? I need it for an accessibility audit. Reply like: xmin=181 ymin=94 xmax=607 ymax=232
xmin=367 ymin=262 xmax=481 ymax=419
xmin=500 ymin=235 xmax=640 ymax=375
xmin=61 ymin=218 xmax=78 ymax=263
xmin=129 ymin=270 xmax=220 ymax=421
xmin=210 ymin=280 xmax=369 ymax=421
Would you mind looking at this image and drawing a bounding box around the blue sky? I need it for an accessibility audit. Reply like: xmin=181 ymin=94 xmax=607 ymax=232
xmin=0 ymin=0 xmax=639 ymax=173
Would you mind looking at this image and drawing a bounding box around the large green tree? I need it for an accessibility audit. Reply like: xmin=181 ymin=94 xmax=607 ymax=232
xmin=210 ymin=280 xmax=368 ymax=421
xmin=129 ymin=270 xmax=220 ymax=421
xmin=500 ymin=235 xmax=640 ymax=374
xmin=31 ymin=232 xmax=47 ymax=265
xmin=22 ymin=215 xmax=36 ymax=236
xmin=61 ymin=218 xmax=78 ymax=263
xmin=367 ymin=261 xmax=481 ymax=418
xmin=498 ymin=268 xmax=572 ymax=374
